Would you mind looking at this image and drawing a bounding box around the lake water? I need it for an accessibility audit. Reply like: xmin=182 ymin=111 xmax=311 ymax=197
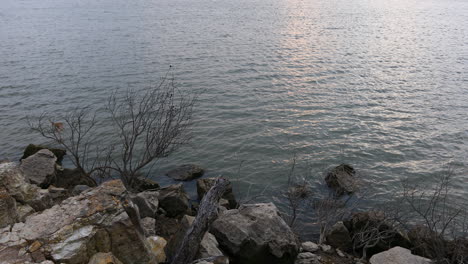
xmin=1 ymin=0 xmax=467 ymax=238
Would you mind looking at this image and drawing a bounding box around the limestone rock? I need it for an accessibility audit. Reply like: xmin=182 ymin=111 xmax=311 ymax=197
xmin=130 ymin=191 xmax=159 ymax=218
xmin=141 ymin=217 xmax=156 ymax=237
xmin=325 ymin=221 xmax=352 ymax=251
xmin=0 ymin=180 xmax=159 ymax=264
xmin=369 ymin=246 xmax=432 ymax=264
xmin=301 ymin=241 xmax=319 ymax=253
xmin=21 ymin=144 xmax=66 ymax=165
xmin=0 ymin=188 xmax=18 ymax=228
xmin=166 ymin=164 xmax=204 ymax=181
xmin=157 ymin=184 xmax=190 ymax=218
xmin=0 ymin=162 xmax=53 ymax=212
xmin=295 ymin=252 xmax=320 ymax=264
xmin=88 ymin=252 xmax=124 ymax=264
xmin=147 ymin=236 xmax=167 ymax=263
xmin=16 ymin=204 xmax=34 ymax=222
xmin=20 ymin=149 xmax=57 ymax=187
xmin=211 ymin=203 xmax=299 ymax=264
xmin=325 ymin=164 xmax=357 ymax=195
xmin=197 ymin=178 xmax=237 ymax=208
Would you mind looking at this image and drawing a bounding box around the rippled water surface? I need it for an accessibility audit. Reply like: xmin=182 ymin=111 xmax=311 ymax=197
xmin=1 ymin=0 xmax=467 ymax=238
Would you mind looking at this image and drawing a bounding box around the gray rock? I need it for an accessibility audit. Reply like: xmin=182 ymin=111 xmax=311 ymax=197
xmin=130 ymin=191 xmax=159 ymax=218
xmin=141 ymin=217 xmax=156 ymax=237
xmin=325 ymin=221 xmax=352 ymax=251
xmin=21 ymin=144 xmax=66 ymax=165
xmin=325 ymin=164 xmax=357 ymax=195
xmin=211 ymin=203 xmax=299 ymax=264
xmin=301 ymin=241 xmax=319 ymax=253
xmin=0 ymin=188 xmax=18 ymax=228
xmin=319 ymin=244 xmax=332 ymax=252
xmin=295 ymin=252 xmax=320 ymax=264
xmin=16 ymin=204 xmax=35 ymax=223
xmin=157 ymin=184 xmax=190 ymax=218
xmin=0 ymin=162 xmax=54 ymax=212
xmin=369 ymin=246 xmax=432 ymax=264
xmin=19 ymin=149 xmax=57 ymax=187
xmin=72 ymin=184 xmax=91 ymax=196
xmin=166 ymin=164 xmax=204 ymax=181
xmin=197 ymin=178 xmax=237 ymax=209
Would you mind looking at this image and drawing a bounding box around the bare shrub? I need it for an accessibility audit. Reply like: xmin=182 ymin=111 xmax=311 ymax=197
xmin=30 ymin=73 xmax=194 ymax=192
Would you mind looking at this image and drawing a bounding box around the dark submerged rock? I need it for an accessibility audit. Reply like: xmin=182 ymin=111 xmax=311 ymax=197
xmin=131 ymin=176 xmax=160 ymax=192
xmin=166 ymin=164 xmax=204 ymax=181
xmin=325 ymin=164 xmax=357 ymax=195
xmin=21 ymin=144 xmax=66 ymax=165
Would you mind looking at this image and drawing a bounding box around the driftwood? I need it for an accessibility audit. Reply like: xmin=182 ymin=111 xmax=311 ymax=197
xmin=120 ymin=193 xmax=146 ymax=236
xmin=171 ymin=178 xmax=230 ymax=264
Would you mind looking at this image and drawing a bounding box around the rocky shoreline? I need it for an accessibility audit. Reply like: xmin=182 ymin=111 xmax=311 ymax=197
xmin=0 ymin=146 xmax=459 ymax=264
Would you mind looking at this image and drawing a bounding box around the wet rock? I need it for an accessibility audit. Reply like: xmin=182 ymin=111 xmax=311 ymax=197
xmin=157 ymin=184 xmax=190 ymax=218
xmin=130 ymin=191 xmax=159 ymax=218
xmin=325 ymin=221 xmax=352 ymax=251
xmin=0 ymin=188 xmax=18 ymax=228
xmin=211 ymin=203 xmax=299 ymax=264
xmin=369 ymin=246 xmax=431 ymax=264
xmin=325 ymin=164 xmax=357 ymax=195
xmin=132 ymin=177 xmax=160 ymax=192
xmin=197 ymin=178 xmax=237 ymax=209
xmin=53 ymin=168 xmax=97 ymax=189
xmin=19 ymin=149 xmax=57 ymax=187
xmin=21 ymin=144 xmax=66 ymax=165
xmin=320 ymin=244 xmax=332 ymax=253
xmin=301 ymin=241 xmax=319 ymax=253
xmin=166 ymin=164 xmax=204 ymax=181
xmin=88 ymin=252 xmax=123 ymax=264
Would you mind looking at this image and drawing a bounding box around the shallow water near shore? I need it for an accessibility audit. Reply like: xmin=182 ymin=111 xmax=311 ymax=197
xmin=1 ymin=0 xmax=467 ymax=239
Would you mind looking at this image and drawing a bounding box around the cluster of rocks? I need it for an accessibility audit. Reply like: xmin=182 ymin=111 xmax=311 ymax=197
xmin=1 ymin=147 xmax=438 ymax=264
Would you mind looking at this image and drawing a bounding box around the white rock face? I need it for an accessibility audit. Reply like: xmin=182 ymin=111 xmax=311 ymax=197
xmin=370 ymin=246 xmax=432 ymax=264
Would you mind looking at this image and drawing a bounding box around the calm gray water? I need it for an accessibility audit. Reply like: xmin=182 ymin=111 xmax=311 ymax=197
xmin=1 ymin=0 xmax=467 ymax=238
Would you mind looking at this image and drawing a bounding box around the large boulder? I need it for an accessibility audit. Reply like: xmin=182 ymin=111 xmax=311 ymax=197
xmin=211 ymin=203 xmax=299 ymax=264
xmin=166 ymin=164 xmax=204 ymax=181
xmin=0 ymin=180 xmax=161 ymax=264
xmin=157 ymin=184 xmax=190 ymax=218
xmin=21 ymin=144 xmax=66 ymax=165
xmin=19 ymin=149 xmax=57 ymax=188
xmin=325 ymin=164 xmax=357 ymax=195
xmin=369 ymin=246 xmax=431 ymax=264
xmin=197 ymin=178 xmax=237 ymax=209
